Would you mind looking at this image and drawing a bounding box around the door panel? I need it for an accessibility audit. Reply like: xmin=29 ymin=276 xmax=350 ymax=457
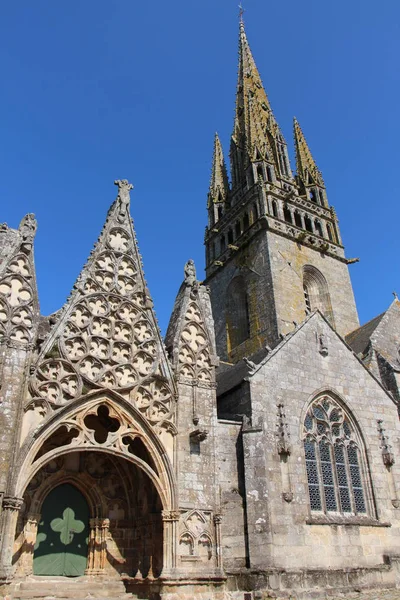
xmin=33 ymin=483 xmax=89 ymax=576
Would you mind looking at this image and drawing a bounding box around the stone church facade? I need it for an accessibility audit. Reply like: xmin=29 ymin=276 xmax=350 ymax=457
xmin=0 ymin=17 xmax=400 ymax=600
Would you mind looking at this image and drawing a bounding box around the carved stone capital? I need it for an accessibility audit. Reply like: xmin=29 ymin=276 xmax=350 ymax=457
xmin=383 ymin=451 xmax=395 ymax=467
xmin=213 ymin=514 xmax=222 ymax=525
xmin=282 ymin=492 xmax=294 ymax=503
xmin=161 ymin=510 xmax=180 ymax=522
xmin=2 ymin=496 xmax=24 ymax=511
xmin=26 ymin=513 xmax=41 ymax=525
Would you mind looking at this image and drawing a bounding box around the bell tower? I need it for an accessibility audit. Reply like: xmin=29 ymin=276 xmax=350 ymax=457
xmin=204 ymin=18 xmax=359 ymax=363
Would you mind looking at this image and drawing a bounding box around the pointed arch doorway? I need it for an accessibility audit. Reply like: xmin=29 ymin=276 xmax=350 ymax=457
xmin=33 ymin=483 xmax=89 ymax=577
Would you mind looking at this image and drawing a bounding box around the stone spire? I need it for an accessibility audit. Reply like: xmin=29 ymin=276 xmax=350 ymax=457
xmin=230 ymin=18 xmax=291 ymax=188
xmin=294 ymin=117 xmax=326 ymax=198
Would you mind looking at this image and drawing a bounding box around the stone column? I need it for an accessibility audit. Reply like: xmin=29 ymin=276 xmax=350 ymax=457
xmin=213 ymin=513 xmax=223 ymax=571
xmin=18 ymin=513 xmax=41 ymax=576
xmin=85 ymin=517 xmax=109 ymax=574
xmin=161 ymin=510 xmax=180 ymax=576
xmin=0 ymin=496 xmax=24 ymax=578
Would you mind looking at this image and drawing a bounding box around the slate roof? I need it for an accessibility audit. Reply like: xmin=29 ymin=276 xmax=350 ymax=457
xmin=345 ymin=313 xmax=385 ymax=356
xmin=216 ymin=346 xmax=270 ymax=396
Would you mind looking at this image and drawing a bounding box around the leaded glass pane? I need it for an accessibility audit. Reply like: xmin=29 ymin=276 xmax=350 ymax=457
xmin=347 ymin=446 xmax=366 ymax=513
xmin=313 ymin=406 xmax=325 ymax=420
xmin=343 ymin=421 xmax=351 ymax=438
xmin=304 ymin=440 xmax=322 ymax=511
xmin=322 ymin=398 xmax=330 ymax=412
xmin=334 ymin=444 xmax=351 ymax=512
xmin=319 ymin=441 xmax=337 ymax=511
xmin=304 ymin=399 xmax=367 ymax=517
xmin=305 ymin=414 xmax=313 ymax=431
xmin=330 ymin=408 xmax=340 ymax=422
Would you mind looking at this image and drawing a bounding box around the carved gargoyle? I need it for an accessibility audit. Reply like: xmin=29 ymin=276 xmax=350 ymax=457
xmin=189 ymin=429 xmax=208 ymax=442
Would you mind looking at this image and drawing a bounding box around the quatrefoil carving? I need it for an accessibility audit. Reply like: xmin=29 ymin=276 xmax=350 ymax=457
xmin=59 ymin=294 xmax=158 ymax=389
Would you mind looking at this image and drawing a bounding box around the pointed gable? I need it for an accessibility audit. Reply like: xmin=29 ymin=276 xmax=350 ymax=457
xmin=28 ymin=181 xmax=175 ymax=431
xmin=0 ymin=214 xmax=39 ymax=346
xmin=166 ymin=260 xmax=218 ymax=386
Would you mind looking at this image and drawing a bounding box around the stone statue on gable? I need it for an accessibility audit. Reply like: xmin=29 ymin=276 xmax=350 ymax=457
xmin=114 ymin=179 xmax=133 ymax=221
xmin=184 ymin=259 xmax=196 ymax=286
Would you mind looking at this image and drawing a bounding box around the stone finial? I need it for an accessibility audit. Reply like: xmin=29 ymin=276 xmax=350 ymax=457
xmin=19 ymin=213 xmax=37 ymax=251
xmin=184 ymin=259 xmax=196 ymax=287
xmin=318 ymin=332 xmax=328 ymax=356
xmin=114 ymin=179 xmax=133 ymax=220
xmin=276 ymin=402 xmax=291 ymax=456
xmin=377 ymin=420 xmax=395 ymax=467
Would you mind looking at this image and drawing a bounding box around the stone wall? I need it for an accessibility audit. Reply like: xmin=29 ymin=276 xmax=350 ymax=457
xmin=216 ymin=420 xmax=247 ymax=570
xmin=242 ymin=313 xmax=400 ymax=573
xmin=266 ymin=231 xmax=360 ymax=338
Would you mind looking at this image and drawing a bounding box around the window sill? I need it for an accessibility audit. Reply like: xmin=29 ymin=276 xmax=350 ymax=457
xmin=306 ymin=515 xmax=391 ymax=527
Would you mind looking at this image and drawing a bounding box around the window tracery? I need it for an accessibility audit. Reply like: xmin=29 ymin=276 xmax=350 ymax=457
xmin=303 ymin=396 xmax=367 ymax=516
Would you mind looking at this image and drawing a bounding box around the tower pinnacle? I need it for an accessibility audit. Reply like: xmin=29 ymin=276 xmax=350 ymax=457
xmin=293 ymin=118 xmax=327 ymax=205
xmin=209 ymin=133 xmax=229 ymax=204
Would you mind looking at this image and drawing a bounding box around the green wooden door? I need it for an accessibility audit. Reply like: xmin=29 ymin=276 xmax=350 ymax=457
xmin=33 ymin=483 xmax=89 ymax=577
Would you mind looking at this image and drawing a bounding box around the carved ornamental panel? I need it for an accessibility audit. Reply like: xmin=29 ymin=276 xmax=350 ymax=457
xmin=27 ymin=190 xmax=175 ymax=433
xmin=177 ymin=300 xmax=212 ymax=384
xmin=0 ymin=216 xmax=37 ymax=345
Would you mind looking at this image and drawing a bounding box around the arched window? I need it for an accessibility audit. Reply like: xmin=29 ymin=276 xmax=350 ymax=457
xmin=314 ymin=220 xmax=323 ymax=237
xmin=226 ymin=277 xmax=250 ymax=351
xmin=217 ymin=206 xmax=223 ymax=220
xmin=326 ymin=223 xmax=334 ymax=242
xmin=309 ymin=189 xmax=318 ymax=204
xmin=304 ymin=215 xmax=313 ymax=232
xmin=266 ymin=166 xmax=273 ymax=182
xmin=294 ymin=211 xmax=302 ymax=228
xmin=220 ymin=235 xmax=226 ymax=253
xmin=235 ymin=220 xmax=242 ymax=239
xmin=283 ymin=205 xmax=292 ymax=224
xmin=272 ymin=200 xmax=278 ymax=218
xmin=319 ymin=189 xmax=324 ymax=205
xmin=303 ymin=395 xmax=367 ymax=515
xmin=243 ymin=212 xmax=250 ymax=230
xmin=227 ymin=229 xmax=234 ymax=244
xmin=252 ymin=202 xmax=259 ymax=219
xmin=303 ymin=265 xmax=334 ymax=325
xmin=256 ymin=164 xmax=264 ymax=181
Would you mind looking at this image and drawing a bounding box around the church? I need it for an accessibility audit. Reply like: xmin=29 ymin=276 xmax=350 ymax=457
xmin=0 ymin=16 xmax=399 ymax=600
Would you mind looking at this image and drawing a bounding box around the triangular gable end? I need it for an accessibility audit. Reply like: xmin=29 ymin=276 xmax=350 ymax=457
xmin=27 ymin=181 xmax=176 ymax=433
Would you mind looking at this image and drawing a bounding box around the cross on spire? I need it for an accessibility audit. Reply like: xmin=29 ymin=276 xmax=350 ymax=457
xmin=238 ymin=2 xmax=245 ymax=21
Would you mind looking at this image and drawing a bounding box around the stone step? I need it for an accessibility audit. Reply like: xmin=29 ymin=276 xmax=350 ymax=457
xmin=11 ymin=576 xmax=131 ymax=600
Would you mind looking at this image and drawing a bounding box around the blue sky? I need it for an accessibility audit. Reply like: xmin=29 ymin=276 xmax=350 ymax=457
xmin=0 ymin=0 xmax=399 ymax=334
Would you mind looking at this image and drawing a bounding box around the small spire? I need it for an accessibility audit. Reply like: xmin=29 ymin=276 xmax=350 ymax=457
xmin=209 ymin=133 xmax=229 ymax=204
xmin=293 ymin=118 xmax=325 ymax=188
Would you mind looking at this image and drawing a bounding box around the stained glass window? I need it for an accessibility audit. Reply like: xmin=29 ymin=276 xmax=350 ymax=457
xmin=303 ymin=396 xmax=367 ymax=516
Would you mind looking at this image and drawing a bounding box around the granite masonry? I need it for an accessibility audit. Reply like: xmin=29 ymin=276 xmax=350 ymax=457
xmin=0 ymin=16 xmax=399 ymax=600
